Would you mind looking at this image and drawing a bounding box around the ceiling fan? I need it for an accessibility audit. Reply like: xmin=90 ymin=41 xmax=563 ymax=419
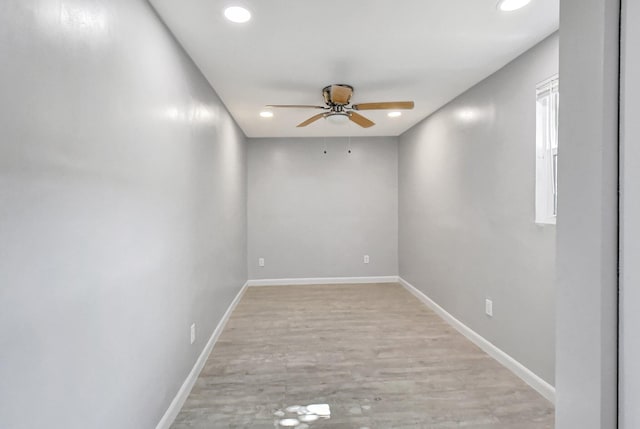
xmin=266 ymin=84 xmax=415 ymax=128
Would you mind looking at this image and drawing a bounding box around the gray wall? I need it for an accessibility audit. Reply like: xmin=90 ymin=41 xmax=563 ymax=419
xmin=555 ymin=0 xmax=619 ymax=427
xmin=0 ymin=1 xmax=247 ymax=428
xmin=398 ymin=34 xmax=558 ymax=384
xmin=621 ymin=1 xmax=640 ymax=427
xmin=248 ymin=137 xmax=398 ymax=279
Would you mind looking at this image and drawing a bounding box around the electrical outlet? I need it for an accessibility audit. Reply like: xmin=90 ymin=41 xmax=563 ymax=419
xmin=364 ymin=255 xmax=370 ymax=264
xmin=190 ymin=323 xmax=196 ymax=344
xmin=485 ymin=299 xmax=493 ymax=317
xmin=258 ymin=257 xmax=265 ymax=267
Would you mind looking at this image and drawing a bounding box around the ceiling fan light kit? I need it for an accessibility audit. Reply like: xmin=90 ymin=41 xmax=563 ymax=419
xmin=266 ymin=84 xmax=415 ymax=128
xmin=325 ymin=113 xmax=350 ymax=125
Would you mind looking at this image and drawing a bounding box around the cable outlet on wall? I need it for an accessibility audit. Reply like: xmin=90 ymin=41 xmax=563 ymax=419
xmin=485 ymin=299 xmax=493 ymax=317
xmin=364 ymin=255 xmax=370 ymax=264
xmin=190 ymin=323 xmax=196 ymax=344
xmin=258 ymin=257 xmax=265 ymax=267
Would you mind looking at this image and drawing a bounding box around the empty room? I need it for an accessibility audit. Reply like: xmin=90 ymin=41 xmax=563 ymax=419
xmin=1 ymin=0 xmax=634 ymax=428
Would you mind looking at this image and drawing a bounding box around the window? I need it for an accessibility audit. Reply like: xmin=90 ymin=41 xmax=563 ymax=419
xmin=535 ymin=75 xmax=559 ymax=225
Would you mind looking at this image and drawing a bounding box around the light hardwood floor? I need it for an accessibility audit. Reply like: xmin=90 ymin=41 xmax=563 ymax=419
xmin=171 ymin=283 xmax=554 ymax=428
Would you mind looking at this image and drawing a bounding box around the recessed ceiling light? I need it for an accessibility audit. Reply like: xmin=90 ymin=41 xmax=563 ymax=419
xmin=224 ymin=6 xmax=251 ymax=23
xmin=388 ymin=111 xmax=402 ymax=118
xmin=497 ymin=0 xmax=531 ymax=11
xmin=259 ymin=111 xmax=273 ymax=118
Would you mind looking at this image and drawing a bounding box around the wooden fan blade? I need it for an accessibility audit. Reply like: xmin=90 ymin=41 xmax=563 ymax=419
xmin=351 ymin=101 xmax=415 ymax=111
xmin=349 ymin=112 xmax=375 ymax=128
xmin=331 ymin=85 xmax=352 ymax=105
xmin=266 ymin=105 xmax=327 ymax=109
xmin=297 ymin=113 xmax=327 ymax=127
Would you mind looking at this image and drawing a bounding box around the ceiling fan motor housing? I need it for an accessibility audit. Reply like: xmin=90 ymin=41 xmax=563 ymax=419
xmin=323 ymin=84 xmax=354 ymax=106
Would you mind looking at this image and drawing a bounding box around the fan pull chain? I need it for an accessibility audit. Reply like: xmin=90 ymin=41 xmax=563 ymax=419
xmin=347 ymin=136 xmax=352 ymax=154
xmin=323 ymin=137 xmax=327 ymax=154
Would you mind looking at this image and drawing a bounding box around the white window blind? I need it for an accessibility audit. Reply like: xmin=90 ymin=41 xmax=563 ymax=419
xmin=535 ymin=75 xmax=559 ymax=225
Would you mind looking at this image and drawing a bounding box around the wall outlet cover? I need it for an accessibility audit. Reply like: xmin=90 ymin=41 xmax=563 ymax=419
xmin=190 ymin=323 xmax=196 ymax=344
xmin=258 ymin=258 xmax=265 ymax=267
xmin=364 ymin=255 xmax=370 ymax=264
xmin=485 ymin=299 xmax=493 ymax=317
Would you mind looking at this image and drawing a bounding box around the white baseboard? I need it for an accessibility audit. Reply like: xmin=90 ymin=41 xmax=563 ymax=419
xmin=398 ymin=277 xmax=556 ymax=404
xmin=156 ymin=281 xmax=249 ymax=429
xmin=247 ymin=275 xmax=399 ymax=287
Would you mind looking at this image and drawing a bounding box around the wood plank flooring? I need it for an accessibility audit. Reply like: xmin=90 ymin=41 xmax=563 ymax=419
xmin=171 ymin=283 xmax=554 ymax=428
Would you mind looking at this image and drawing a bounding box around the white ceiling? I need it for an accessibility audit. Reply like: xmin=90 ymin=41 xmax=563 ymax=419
xmin=149 ymin=0 xmax=558 ymax=138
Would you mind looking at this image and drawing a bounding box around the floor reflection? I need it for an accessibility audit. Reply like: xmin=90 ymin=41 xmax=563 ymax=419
xmin=273 ymin=404 xmax=331 ymax=428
